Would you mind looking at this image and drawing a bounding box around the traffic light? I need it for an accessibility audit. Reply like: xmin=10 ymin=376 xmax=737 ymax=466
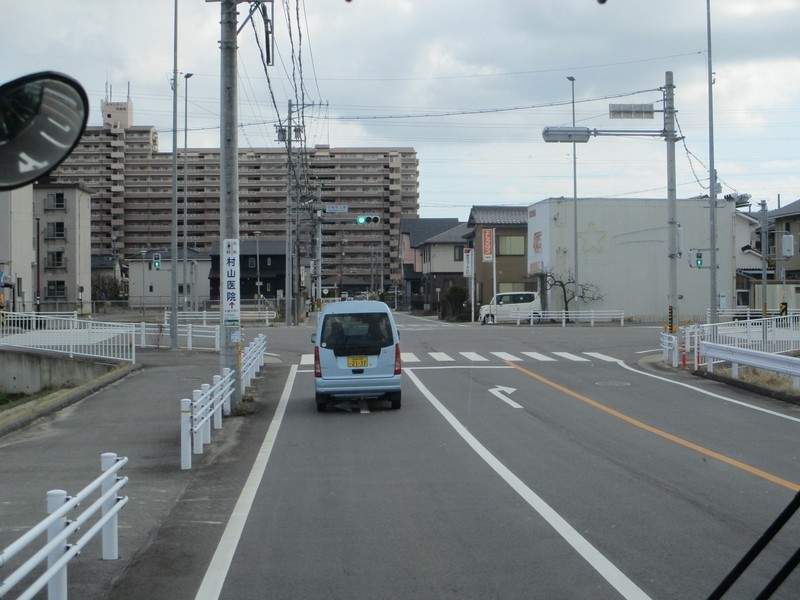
xmin=356 ymin=215 xmax=380 ymax=224
xmin=153 ymin=252 xmax=161 ymax=270
xmin=695 ymin=251 xmax=703 ymax=267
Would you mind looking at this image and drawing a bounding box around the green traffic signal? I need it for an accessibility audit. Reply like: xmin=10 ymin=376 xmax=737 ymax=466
xmin=356 ymin=215 xmax=380 ymax=224
xmin=695 ymin=252 xmax=703 ymax=267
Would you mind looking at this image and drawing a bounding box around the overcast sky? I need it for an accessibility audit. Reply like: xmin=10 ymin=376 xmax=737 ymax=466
xmin=3 ymin=0 xmax=799 ymax=221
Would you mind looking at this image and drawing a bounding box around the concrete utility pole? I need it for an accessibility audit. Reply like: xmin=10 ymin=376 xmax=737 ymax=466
xmin=284 ymin=99 xmax=293 ymax=326
xmin=665 ymin=71 xmax=679 ymax=329
xmin=170 ymin=0 xmax=179 ymax=349
xmin=219 ymin=0 xmax=242 ymax=408
xmin=707 ymin=0 xmax=719 ymax=324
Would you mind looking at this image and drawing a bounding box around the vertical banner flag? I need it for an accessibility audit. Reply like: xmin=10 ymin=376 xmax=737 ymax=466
xmin=463 ymin=247 xmax=473 ymax=277
xmin=482 ymin=228 xmax=494 ymax=263
xmin=223 ymin=238 xmax=240 ymax=326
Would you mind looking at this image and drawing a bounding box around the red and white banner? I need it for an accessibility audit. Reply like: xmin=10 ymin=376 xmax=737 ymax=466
xmin=482 ymin=228 xmax=494 ymax=263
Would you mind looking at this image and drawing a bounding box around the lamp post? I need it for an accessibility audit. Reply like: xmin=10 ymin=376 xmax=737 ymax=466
xmin=254 ymin=230 xmax=262 ymax=312
xmin=140 ymin=250 xmax=147 ymax=315
xmin=183 ymin=72 xmax=193 ymax=311
xmin=567 ymin=76 xmax=578 ymax=290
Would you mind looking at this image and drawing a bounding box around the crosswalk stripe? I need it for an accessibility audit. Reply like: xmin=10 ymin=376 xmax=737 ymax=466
xmin=490 ymin=351 xmax=522 ymax=362
xmin=521 ymin=351 xmax=556 ymax=361
xmin=584 ymin=352 xmax=619 ymax=362
xmin=552 ymin=351 xmax=590 ymax=362
xmin=301 ymin=350 xmax=617 ymax=365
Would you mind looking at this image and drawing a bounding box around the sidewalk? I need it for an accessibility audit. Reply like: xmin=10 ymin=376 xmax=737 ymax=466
xmin=0 ymin=347 xmax=275 ymax=599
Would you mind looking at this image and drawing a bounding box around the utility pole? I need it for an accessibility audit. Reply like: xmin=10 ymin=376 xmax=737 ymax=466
xmin=170 ymin=0 xmax=179 ymax=349
xmin=219 ymin=0 xmax=242 ymax=408
xmin=665 ymin=71 xmax=679 ymax=330
xmin=284 ymin=99 xmax=293 ymax=325
xmin=707 ymin=0 xmax=719 ymax=324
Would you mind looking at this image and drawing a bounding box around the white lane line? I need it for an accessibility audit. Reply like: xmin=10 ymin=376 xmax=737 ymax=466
xmin=195 ymin=365 xmax=297 ymax=600
xmin=584 ymin=352 xmax=619 ymax=362
xmin=460 ymin=351 xmax=488 ymax=362
xmin=490 ymin=351 xmax=522 ymax=362
xmin=300 ymin=354 xmax=313 ymax=365
xmin=429 ymin=352 xmax=455 ymax=362
xmin=616 ymin=361 xmax=800 ymax=424
xmin=404 ymin=369 xmax=651 ymax=600
xmin=521 ymin=351 xmax=556 ymax=361
xmin=553 ymin=351 xmax=590 ymax=362
xmin=401 ymin=352 xmax=420 ymax=363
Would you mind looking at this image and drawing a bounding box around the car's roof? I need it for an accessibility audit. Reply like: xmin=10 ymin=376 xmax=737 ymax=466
xmin=321 ymin=300 xmax=393 ymax=315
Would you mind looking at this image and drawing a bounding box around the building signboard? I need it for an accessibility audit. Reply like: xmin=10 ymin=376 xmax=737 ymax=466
xmin=223 ymin=238 xmax=240 ymax=326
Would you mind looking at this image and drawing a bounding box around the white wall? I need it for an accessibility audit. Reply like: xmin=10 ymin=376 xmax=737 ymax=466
xmin=528 ymin=197 xmax=736 ymax=322
xmin=0 ymin=187 xmax=35 ymax=311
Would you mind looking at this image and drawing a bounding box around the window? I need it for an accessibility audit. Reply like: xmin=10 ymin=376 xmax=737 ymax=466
xmin=46 ymin=281 xmax=66 ymax=298
xmin=249 ymin=257 xmax=256 ymax=268
xmin=454 ymin=246 xmax=464 ymax=262
xmin=46 ymin=222 xmax=66 ymax=239
xmin=46 ymin=251 xmax=65 ymax=269
xmin=498 ymin=235 xmax=524 ymax=256
xmin=45 ymin=192 xmax=66 ymax=210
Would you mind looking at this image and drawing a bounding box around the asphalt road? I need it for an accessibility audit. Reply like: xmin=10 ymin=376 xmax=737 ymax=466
xmin=3 ymin=314 xmax=800 ymax=599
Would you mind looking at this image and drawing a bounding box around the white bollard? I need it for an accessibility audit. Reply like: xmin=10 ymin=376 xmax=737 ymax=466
xmin=201 ymin=383 xmax=212 ymax=444
xmin=222 ymin=368 xmax=232 ymax=416
xmin=47 ymin=489 xmax=68 ymax=600
xmin=192 ymin=389 xmax=203 ymax=455
xmin=100 ymin=453 xmax=120 ymax=560
xmin=181 ymin=398 xmax=192 ymax=469
xmin=212 ymin=375 xmax=223 ymax=429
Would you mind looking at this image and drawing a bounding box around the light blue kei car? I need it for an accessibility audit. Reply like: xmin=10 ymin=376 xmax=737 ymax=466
xmin=312 ymin=300 xmax=402 ymax=412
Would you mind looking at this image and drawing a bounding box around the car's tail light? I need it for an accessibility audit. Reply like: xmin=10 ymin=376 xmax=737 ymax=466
xmin=314 ymin=345 xmax=321 ymax=377
xmin=394 ymin=343 xmax=402 ymax=375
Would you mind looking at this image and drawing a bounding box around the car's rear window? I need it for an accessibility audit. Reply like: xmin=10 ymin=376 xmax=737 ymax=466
xmin=321 ymin=312 xmax=393 ymax=356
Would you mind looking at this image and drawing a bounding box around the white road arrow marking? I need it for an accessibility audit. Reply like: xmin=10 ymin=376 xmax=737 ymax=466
xmin=489 ymin=385 xmax=522 ymax=408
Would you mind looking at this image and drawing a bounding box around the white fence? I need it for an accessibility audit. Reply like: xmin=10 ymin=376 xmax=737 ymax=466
xmin=180 ymin=334 xmax=267 ymax=470
xmin=164 ymin=309 xmax=277 ymax=327
xmin=497 ymin=309 xmax=625 ymax=327
xmin=132 ymin=322 xmax=220 ymax=351
xmin=0 ymin=453 xmax=129 ymax=600
xmin=0 ymin=312 xmax=136 ymax=363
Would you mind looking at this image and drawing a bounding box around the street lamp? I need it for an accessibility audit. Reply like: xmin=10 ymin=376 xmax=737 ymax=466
xmin=183 ymin=72 xmax=193 ymax=311
xmin=567 ymin=76 xmax=578 ymax=290
xmin=254 ymin=230 xmax=262 ymax=311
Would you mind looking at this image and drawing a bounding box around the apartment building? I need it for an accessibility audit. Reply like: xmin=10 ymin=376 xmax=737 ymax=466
xmin=45 ymin=97 xmax=420 ymax=296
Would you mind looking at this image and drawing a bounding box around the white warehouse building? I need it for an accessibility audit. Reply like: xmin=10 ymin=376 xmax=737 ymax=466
xmin=527 ymin=196 xmax=740 ymax=323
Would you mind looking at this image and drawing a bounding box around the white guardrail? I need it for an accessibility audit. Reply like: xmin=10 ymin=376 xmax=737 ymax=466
xmin=660 ymin=315 xmax=800 ymax=385
xmin=0 ymin=453 xmax=129 ymax=600
xmin=502 ymin=309 xmax=625 ymax=327
xmin=702 ymin=342 xmax=800 ymax=390
xmin=0 ymin=312 xmax=136 ymax=363
xmin=133 ymin=322 xmax=220 ymax=351
xmin=180 ymin=334 xmax=267 ymax=470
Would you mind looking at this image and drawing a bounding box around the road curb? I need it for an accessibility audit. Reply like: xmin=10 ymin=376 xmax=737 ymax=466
xmin=0 ymin=363 xmax=142 ymax=439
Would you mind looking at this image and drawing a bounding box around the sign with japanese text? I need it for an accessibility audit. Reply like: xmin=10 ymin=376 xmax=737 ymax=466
xmin=223 ymin=238 xmax=240 ymax=326
xmin=482 ymin=228 xmax=494 ymax=263
xmin=463 ymin=247 xmax=473 ymax=277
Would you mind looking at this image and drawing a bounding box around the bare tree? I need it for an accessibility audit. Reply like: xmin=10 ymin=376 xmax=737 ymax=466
xmin=544 ymin=270 xmax=605 ymax=321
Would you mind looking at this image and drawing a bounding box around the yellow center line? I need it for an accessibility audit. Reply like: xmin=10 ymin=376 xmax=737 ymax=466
xmin=508 ymin=361 xmax=800 ymax=492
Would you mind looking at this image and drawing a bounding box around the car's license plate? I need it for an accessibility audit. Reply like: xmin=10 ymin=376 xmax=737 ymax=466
xmin=347 ymin=355 xmax=368 ymax=368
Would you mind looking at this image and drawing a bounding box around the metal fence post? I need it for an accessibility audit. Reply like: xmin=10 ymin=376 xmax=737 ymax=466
xmin=181 ymin=399 xmax=192 ymax=469
xmin=46 ymin=489 xmax=68 ymax=600
xmin=100 ymin=452 xmax=120 ymax=560
xmin=212 ymin=376 xmax=223 ymax=429
xmin=192 ymin=389 xmax=203 ymax=455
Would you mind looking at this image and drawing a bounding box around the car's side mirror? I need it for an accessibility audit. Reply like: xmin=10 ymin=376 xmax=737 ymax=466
xmin=0 ymin=72 xmax=89 ymax=191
